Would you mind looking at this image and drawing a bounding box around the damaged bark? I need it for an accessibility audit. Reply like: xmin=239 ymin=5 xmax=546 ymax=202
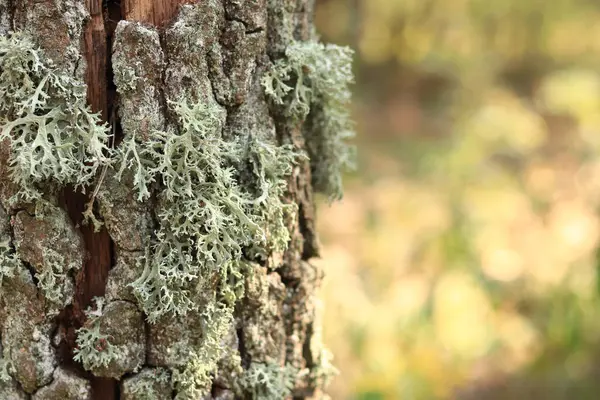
xmin=0 ymin=0 xmax=335 ymax=399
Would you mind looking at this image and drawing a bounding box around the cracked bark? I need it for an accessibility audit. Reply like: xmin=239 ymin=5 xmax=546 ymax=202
xmin=0 ymin=0 xmax=329 ymax=399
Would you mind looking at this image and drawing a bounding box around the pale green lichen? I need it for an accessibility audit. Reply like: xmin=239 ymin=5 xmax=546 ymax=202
xmin=73 ymin=298 xmax=126 ymax=371
xmin=262 ymin=40 xmax=356 ymax=200
xmin=118 ymin=98 xmax=300 ymax=321
xmin=73 ymin=324 xmax=120 ymax=371
xmin=310 ymin=346 xmax=338 ymax=390
xmin=171 ymin=302 xmax=240 ymax=399
xmin=0 ymin=27 xmax=337 ymax=398
xmin=36 ymin=248 xmax=74 ymax=305
xmin=0 ymin=353 xmax=13 ymax=383
xmin=125 ymin=368 xmax=171 ymax=400
xmin=0 ymin=32 xmax=112 ymax=202
xmin=113 ymin=66 xmax=141 ymax=93
xmin=241 ymin=362 xmax=298 ymax=400
xmin=0 ymin=239 xmax=18 ymax=289
xmin=116 ymin=95 xmax=300 ymax=395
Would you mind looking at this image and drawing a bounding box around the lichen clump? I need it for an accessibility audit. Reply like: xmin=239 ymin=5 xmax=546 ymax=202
xmin=36 ymin=248 xmax=75 ymax=305
xmin=0 ymin=32 xmax=111 ymax=202
xmin=0 ymin=240 xmax=17 ymax=289
xmin=117 ymin=97 xmax=301 ymax=396
xmin=170 ymin=301 xmax=240 ymax=397
xmin=241 ymin=362 xmax=298 ymax=400
xmin=73 ymin=298 xmax=125 ymax=371
xmin=124 ymin=368 xmax=171 ymax=399
xmin=262 ymin=40 xmax=356 ymax=200
xmin=118 ymin=99 xmax=300 ymax=321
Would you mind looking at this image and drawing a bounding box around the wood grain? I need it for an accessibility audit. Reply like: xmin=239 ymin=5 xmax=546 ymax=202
xmin=122 ymin=0 xmax=192 ymax=26
xmin=80 ymin=1 xmax=115 ymax=398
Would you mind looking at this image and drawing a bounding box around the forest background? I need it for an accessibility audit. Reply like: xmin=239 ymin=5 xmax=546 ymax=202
xmin=314 ymin=0 xmax=600 ymax=398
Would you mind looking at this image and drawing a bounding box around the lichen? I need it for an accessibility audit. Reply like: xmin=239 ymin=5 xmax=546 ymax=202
xmin=73 ymin=298 xmax=128 ymax=372
xmin=32 ymin=367 xmax=92 ymax=400
xmin=0 ymin=32 xmax=112 ymax=203
xmin=118 ymin=98 xmax=300 ymax=321
xmin=36 ymin=248 xmax=75 ymax=305
xmin=171 ymin=301 xmax=239 ymax=399
xmin=0 ymin=239 xmax=18 ymax=289
xmin=12 ymin=204 xmax=83 ymax=309
xmin=122 ymin=368 xmax=171 ymax=400
xmin=309 ymin=345 xmax=338 ymax=390
xmin=0 ymin=10 xmax=344 ymax=397
xmin=241 ymin=362 xmax=298 ymax=400
xmin=0 ymin=257 xmax=57 ymax=392
xmin=0 ymin=355 xmax=13 ymax=383
xmin=240 ymin=267 xmax=287 ymax=362
xmin=262 ymin=40 xmax=356 ymax=200
xmin=114 ymin=88 xmax=300 ymax=394
xmin=73 ymin=323 xmax=120 ymax=371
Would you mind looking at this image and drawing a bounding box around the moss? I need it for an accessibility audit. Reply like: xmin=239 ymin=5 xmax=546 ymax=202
xmin=0 ymin=32 xmax=112 ymax=203
xmin=262 ymin=40 xmax=356 ymax=200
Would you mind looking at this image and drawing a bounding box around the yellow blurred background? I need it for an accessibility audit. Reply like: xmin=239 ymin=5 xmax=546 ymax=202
xmin=314 ymin=1 xmax=600 ymax=398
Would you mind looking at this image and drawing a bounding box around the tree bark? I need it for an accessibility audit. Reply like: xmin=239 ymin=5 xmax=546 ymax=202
xmin=0 ymin=0 xmax=331 ymax=399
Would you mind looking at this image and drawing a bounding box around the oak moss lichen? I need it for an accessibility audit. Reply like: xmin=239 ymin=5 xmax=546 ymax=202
xmin=0 ymin=32 xmax=112 ymax=203
xmin=116 ymin=95 xmax=302 ymax=396
xmin=118 ymin=98 xmax=301 ymax=321
xmin=0 ymin=32 xmax=102 ymax=312
xmin=73 ymin=298 xmax=126 ymax=372
xmin=122 ymin=368 xmax=171 ymax=400
xmin=262 ymin=40 xmax=356 ymax=200
xmin=241 ymin=362 xmax=298 ymax=400
xmin=0 ymin=240 xmax=17 ymax=290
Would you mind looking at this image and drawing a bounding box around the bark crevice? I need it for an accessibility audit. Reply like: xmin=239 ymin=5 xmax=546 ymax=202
xmin=64 ymin=0 xmax=124 ymax=398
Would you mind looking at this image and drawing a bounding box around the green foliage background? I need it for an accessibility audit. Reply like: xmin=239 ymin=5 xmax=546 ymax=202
xmin=314 ymin=0 xmax=600 ymax=398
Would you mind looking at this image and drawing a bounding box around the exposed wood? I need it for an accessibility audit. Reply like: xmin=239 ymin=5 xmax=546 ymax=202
xmin=78 ymin=1 xmax=116 ymax=398
xmin=122 ymin=0 xmax=191 ymax=26
xmin=84 ymin=0 xmax=108 ymax=120
xmin=78 ymin=1 xmax=186 ymax=398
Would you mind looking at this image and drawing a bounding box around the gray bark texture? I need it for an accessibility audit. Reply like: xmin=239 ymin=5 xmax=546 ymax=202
xmin=0 ymin=0 xmax=336 ymax=398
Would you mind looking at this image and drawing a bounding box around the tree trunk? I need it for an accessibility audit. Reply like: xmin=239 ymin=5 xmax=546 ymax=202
xmin=0 ymin=0 xmax=341 ymax=399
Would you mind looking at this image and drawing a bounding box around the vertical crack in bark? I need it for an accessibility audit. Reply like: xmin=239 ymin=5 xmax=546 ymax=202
xmin=105 ymin=0 xmax=124 ymax=146
xmin=6 ymin=0 xmax=14 ymax=31
xmin=54 ymin=0 xmax=123 ymax=398
xmin=121 ymin=0 xmax=188 ymax=27
xmin=236 ymin=326 xmax=249 ymax=369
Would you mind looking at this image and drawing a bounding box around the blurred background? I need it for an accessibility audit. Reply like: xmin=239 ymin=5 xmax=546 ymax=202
xmin=313 ymin=0 xmax=600 ymax=399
